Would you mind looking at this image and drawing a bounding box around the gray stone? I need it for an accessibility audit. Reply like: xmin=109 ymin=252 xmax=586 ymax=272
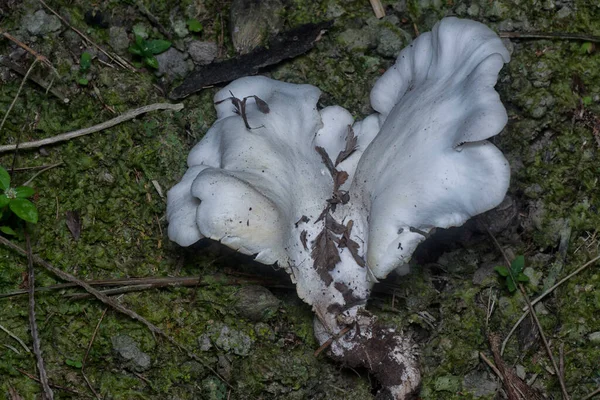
xmin=230 ymin=0 xmax=284 ymax=54
xmin=254 ymin=322 xmax=276 ymax=341
xmin=111 ymin=334 xmax=151 ymax=372
xmin=109 ymin=26 xmax=130 ymax=54
xmin=434 ymin=375 xmax=461 ymax=392
xmin=22 ymin=10 xmax=61 ymax=36
xmin=467 ymin=4 xmax=480 ymax=17
xmin=155 ymin=48 xmax=190 ymax=81
xmin=188 ymin=41 xmax=218 ymax=65
xmin=463 ymin=370 xmax=498 ymax=397
xmin=234 ymin=285 xmax=280 ymax=321
xmin=171 ymin=19 xmax=189 ymax=39
xmin=338 ymin=28 xmax=376 ymax=52
xmin=198 ymin=334 xmax=213 ymax=351
xmin=326 ymin=2 xmax=345 ymax=18
xmin=217 ymin=354 xmax=232 ymax=381
xmin=132 ymin=23 xmax=149 ymax=39
xmin=589 ymin=331 xmax=600 ymax=344
xmin=472 ymin=262 xmax=498 ymax=286
xmin=376 ymin=26 xmax=410 ymax=58
xmin=557 ymin=6 xmax=572 ymax=19
xmin=531 ymin=61 xmax=553 ymax=87
xmin=202 ymin=322 xmax=253 ymax=356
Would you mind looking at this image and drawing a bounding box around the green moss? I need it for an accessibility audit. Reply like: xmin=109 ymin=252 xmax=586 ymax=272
xmin=2 ymin=0 xmax=600 ymax=398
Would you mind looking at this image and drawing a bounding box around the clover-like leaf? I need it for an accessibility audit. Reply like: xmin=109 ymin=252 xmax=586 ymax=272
xmin=0 ymin=194 xmax=9 ymax=208
xmin=0 ymin=226 xmax=16 ymax=235
xmin=506 ymin=276 xmax=517 ymax=293
xmin=65 ymin=359 xmax=82 ymax=369
xmin=14 ymin=186 xmax=35 ymax=198
xmin=0 ymin=167 xmax=10 ymax=190
xmin=494 ymin=266 xmax=509 ymax=277
xmin=146 ymin=39 xmax=171 ymax=55
xmin=510 ymin=255 xmax=525 ymax=275
xmin=9 ymin=198 xmax=38 ymax=223
xmin=186 ymin=19 xmax=203 ymax=33
xmin=144 ymin=56 xmax=159 ymax=69
xmin=128 ymin=44 xmax=143 ymax=56
xmin=80 ymin=52 xmax=92 ymax=71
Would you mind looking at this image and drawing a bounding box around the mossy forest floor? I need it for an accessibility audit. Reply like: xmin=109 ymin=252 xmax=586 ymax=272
xmin=1 ymin=0 xmax=600 ymax=399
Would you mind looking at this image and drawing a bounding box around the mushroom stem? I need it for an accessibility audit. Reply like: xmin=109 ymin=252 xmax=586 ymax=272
xmin=314 ymin=311 xmax=421 ymax=399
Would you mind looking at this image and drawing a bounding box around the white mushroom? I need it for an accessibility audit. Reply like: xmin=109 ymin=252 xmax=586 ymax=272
xmin=167 ymin=17 xmax=510 ymax=399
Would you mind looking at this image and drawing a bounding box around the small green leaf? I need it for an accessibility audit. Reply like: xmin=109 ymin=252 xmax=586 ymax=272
xmin=14 ymin=186 xmax=35 ymax=199
xmin=0 ymin=194 xmax=9 ymax=208
xmin=80 ymin=52 xmax=92 ymax=71
xmin=495 ymin=266 xmax=509 ymax=277
xmin=65 ymin=359 xmax=82 ymax=369
xmin=510 ymin=255 xmax=525 ymax=275
xmin=128 ymin=45 xmax=143 ymax=56
xmin=78 ymin=77 xmax=89 ymax=86
xmin=146 ymin=39 xmax=171 ymax=54
xmin=506 ymin=277 xmax=517 ymax=292
xmin=9 ymin=198 xmax=38 ymax=223
xmin=0 ymin=226 xmax=16 ymax=235
xmin=582 ymin=96 xmax=593 ymax=106
xmin=186 ymin=19 xmax=203 ymax=33
xmin=580 ymin=42 xmax=594 ymax=54
xmin=517 ymin=273 xmax=530 ymax=282
xmin=0 ymin=167 xmax=10 ymax=190
xmin=144 ymin=56 xmax=159 ymax=69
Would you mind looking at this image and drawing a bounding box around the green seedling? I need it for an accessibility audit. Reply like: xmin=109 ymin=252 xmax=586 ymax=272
xmin=495 ymin=255 xmax=529 ymax=293
xmin=0 ymin=166 xmax=38 ymax=233
xmin=77 ymin=51 xmax=92 ymax=86
xmin=65 ymin=359 xmax=82 ymax=369
xmin=186 ymin=19 xmax=203 ymax=33
xmin=128 ymin=34 xmax=171 ymax=69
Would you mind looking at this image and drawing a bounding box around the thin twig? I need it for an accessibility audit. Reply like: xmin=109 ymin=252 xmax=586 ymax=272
xmin=485 ymin=226 xmax=570 ymax=399
xmin=523 ymin=254 xmax=600 ymax=312
xmin=0 ymin=56 xmax=68 ymax=103
xmin=136 ymin=1 xmax=172 ymax=39
xmin=25 ymin=232 xmax=54 ymax=400
xmin=0 ymin=58 xmax=39 ymax=136
xmin=519 ymin=282 xmax=570 ymax=399
xmin=502 ymin=254 xmax=600 ymax=355
xmin=81 ymin=308 xmax=107 ymax=400
xmin=0 ymin=235 xmax=231 ymax=389
xmin=479 ymin=351 xmax=504 ymax=380
xmin=0 ymin=275 xmax=290 ymax=299
xmin=6 ymin=163 xmax=64 ymax=172
xmin=0 ymin=323 xmax=31 ymax=353
xmin=313 ymin=325 xmax=352 ymax=357
xmin=0 ymin=103 xmax=184 ymax=153
xmin=38 ymin=0 xmax=136 ymax=71
xmin=369 ymin=0 xmax=385 ymax=18
xmin=582 ymin=387 xmax=600 ymax=400
xmin=22 ymin=162 xmax=63 ymax=186
xmin=0 ymin=30 xmax=57 ymax=73
xmin=16 ymin=368 xmax=88 ymax=397
xmin=499 ymin=31 xmax=600 ymax=43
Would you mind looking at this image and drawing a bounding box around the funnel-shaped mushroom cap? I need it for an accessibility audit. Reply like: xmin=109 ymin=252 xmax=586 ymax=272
xmin=347 ymin=17 xmax=511 ymax=278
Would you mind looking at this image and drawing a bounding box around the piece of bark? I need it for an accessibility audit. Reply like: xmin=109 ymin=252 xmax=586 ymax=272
xmin=65 ymin=210 xmax=81 ymax=240
xmin=170 ymin=20 xmax=333 ymax=99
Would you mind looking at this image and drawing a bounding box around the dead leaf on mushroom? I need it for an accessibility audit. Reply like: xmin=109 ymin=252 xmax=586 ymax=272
xmin=335 ymin=125 xmax=358 ymax=166
xmin=215 ymin=91 xmax=269 ymax=130
xmin=311 ymin=227 xmax=340 ymax=285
